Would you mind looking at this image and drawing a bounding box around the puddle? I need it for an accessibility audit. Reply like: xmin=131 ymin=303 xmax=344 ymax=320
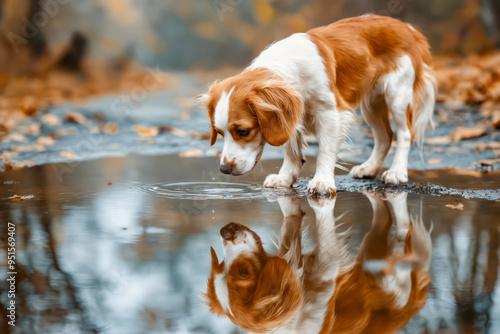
xmin=0 ymin=154 xmax=499 ymax=334
xmin=134 ymin=181 xmax=268 ymax=200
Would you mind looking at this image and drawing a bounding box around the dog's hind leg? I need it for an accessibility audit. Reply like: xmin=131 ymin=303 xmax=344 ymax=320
xmin=381 ymin=55 xmax=415 ymax=185
xmin=351 ymin=94 xmax=393 ymax=179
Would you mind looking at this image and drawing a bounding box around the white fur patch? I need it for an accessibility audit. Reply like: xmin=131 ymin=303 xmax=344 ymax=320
xmin=214 ymin=274 xmax=232 ymax=315
xmin=214 ymin=86 xmax=234 ymax=132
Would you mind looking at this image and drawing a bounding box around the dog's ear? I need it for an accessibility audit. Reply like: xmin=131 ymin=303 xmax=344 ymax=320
xmin=201 ymin=247 xmax=226 ymax=316
xmin=197 ymin=81 xmax=222 ymax=146
xmin=247 ymin=82 xmax=302 ymax=146
xmin=249 ymin=256 xmax=302 ymax=332
xmin=210 ymin=246 xmax=223 ymax=274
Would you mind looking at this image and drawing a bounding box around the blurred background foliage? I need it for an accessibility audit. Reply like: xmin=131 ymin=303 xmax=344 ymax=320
xmin=0 ymin=0 xmax=498 ymax=73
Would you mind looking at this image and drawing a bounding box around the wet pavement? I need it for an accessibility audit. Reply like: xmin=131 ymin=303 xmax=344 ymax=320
xmin=1 ymin=154 xmax=499 ymax=334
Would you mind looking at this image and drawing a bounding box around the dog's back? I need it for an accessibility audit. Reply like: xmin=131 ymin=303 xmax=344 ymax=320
xmin=308 ymin=15 xmax=434 ymax=132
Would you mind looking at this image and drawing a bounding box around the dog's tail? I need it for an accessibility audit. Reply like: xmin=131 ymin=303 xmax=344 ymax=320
xmin=411 ymin=64 xmax=437 ymax=148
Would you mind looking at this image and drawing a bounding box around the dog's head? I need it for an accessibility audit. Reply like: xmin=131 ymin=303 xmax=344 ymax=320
xmin=203 ymin=222 xmax=302 ymax=333
xmin=199 ymin=68 xmax=303 ymax=175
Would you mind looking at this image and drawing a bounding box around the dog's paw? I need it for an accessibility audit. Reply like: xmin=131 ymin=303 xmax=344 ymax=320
xmin=263 ymin=174 xmax=294 ymax=189
xmin=307 ymin=195 xmax=336 ymax=211
xmin=307 ymin=178 xmax=337 ymax=198
xmin=351 ymin=163 xmax=382 ymax=179
xmin=381 ymin=169 xmax=408 ymax=185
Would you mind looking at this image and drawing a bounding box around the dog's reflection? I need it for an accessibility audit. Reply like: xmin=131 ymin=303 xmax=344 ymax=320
xmin=204 ymin=192 xmax=432 ymax=333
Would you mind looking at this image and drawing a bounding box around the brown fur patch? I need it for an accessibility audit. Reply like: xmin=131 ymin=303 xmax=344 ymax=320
xmin=307 ymin=15 xmax=433 ymax=121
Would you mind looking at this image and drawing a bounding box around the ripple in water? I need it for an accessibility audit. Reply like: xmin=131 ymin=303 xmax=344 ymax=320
xmin=134 ymin=182 xmax=269 ymax=200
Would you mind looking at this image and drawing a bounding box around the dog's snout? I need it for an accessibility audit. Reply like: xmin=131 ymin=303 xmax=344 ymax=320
xmin=220 ymin=163 xmax=233 ymax=174
xmin=220 ymin=222 xmax=240 ymax=241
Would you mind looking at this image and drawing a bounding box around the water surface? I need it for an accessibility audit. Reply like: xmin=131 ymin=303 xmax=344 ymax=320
xmin=0 ymin=155 xmax=498 ymax=334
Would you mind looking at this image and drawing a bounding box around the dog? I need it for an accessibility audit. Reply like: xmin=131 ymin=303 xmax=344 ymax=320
xmin=203 ymin=193 xmax=432 ymax=333
xmin=199 ymin=15 xmax=436 ymax=197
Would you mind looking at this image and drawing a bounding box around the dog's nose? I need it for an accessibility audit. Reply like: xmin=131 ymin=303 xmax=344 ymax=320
xmin=220 ymin=222 xmax=240 ymax=241
xmin=220 ymin=163 xmax=233 ymax=174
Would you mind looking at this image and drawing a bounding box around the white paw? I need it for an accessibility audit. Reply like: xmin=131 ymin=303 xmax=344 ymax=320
xmin=381 ymin=169 xmax=408 ymax=185
xmin=351 ymin=163 xmax=382 ymax=179
xmin=307 ymin=196 xmax=336 ymax=211
xmin=263 ymin=174 xmax=295 ymax=189
xmin=307 ymin=178 xmax=337 ymax=198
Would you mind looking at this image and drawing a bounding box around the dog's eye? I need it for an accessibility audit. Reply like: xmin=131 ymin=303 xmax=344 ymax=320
xmin=237 ymin=129 xmax=249 ymax=136
xmin=239 ymin=269 xmax=249 ymax=278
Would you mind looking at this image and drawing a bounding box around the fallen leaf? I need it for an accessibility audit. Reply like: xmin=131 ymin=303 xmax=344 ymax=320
xmin=474 ymin=142 xmax=500 ymax=150
xmin=60 ymin=151 xmax=77 ymax=159
xmin=92 ymin=113 xmax=106 ymax=121
xmin=179 ymin=148 xmax=203 ymax=158
xmin=12 ymin=144 xmax=45 ymax=152
xmin=106 ymin=122 xmax=119 ymax=134
xmin=492 ymin=111 xmax=500 ymax=129
xmin=190 ymin=131 xmax=212 ymax=140
xmin=426 ymin=136 xmax=452 ymax=145
xmin=19 ymin=123 xmax=41 ymax=135
xmin=0 ymin=151 xmax=18 ymax=160
xmin=38 ymin=136 xmax=57 ymax=146
xmin=50 ymin=127 xmax=76 ymax=138
xmin=159 ymin=126 xmax=187 ymax=137
xmin=22 ymin=106 xmax=37 ymax=116
xmin=41 ymin=114 xmax=62 ymax=126
xmin=450 ymin=168 xmax=482 ymax=177
xmin=10 ymin=194 xmax=35 ymax=200
xmin=8 ymin=160 xmax=36 ymax=169
xmin=2 ymin=133 xmax=27 ymax=143
xmin=131 ymin=125 xmax=159 ymax=137
xmin=65 ymin=111 xmax=87 ymax=124
xmin=107 ymin=182 xmax=112 ymax=186
xmin=446 ymin=203 xmax=464 ymax=210
xmin=338 ymin=149 xmax=365 ymax=158
xmin=449 ymin=125 xmax=486 ymax=141
xmin=206 ymin=148 xmax=221 ymax=156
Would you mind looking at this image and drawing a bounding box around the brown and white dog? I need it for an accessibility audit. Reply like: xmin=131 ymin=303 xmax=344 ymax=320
xmin=203 ymin=193 xmax=432 ymax=333
xmin=200 ymin=15 xmax=436 ymax=197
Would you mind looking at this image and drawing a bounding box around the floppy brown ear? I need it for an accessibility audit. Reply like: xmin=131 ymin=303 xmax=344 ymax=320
xmin=201 ymin=247 xmax=225 ymax=316
xmin=198 ymin=94 xmax=218 ymax=146
xmin=248 ymin=82 xmax=303 ymax=146
xmin=209 ymin=128 xmax=218 ymax=146
xmin=197 ymin=81 xmax=222 ymax=146
xmin=249 ymin=257 xmax=302 ymax=332
xmin=210 ymin=246 xmax=223 ymax=274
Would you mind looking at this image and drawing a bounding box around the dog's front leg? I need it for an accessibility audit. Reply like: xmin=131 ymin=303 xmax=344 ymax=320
xmin=276 ymin=197 xmax=304 ymax=270
xmin=308 ymin=110 xmax=345 ymax=197
xmin=264 ymin=132 xmax=303 ymax=189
